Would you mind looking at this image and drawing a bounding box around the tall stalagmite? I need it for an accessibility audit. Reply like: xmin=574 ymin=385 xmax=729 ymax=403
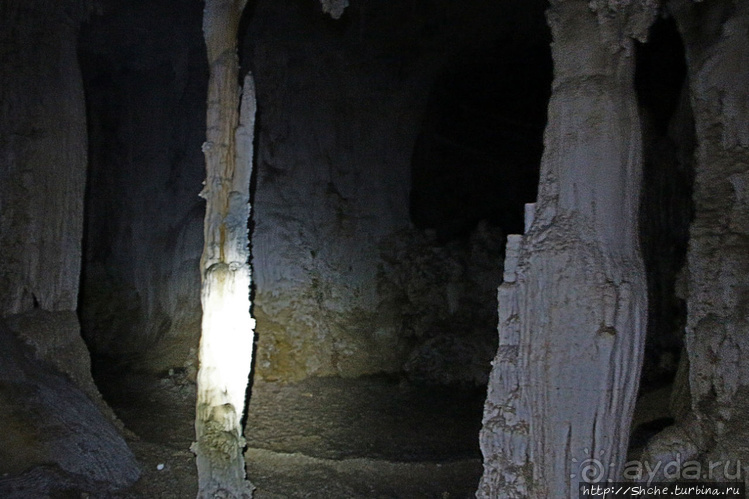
xmin=192 ymin=0 xmax=256 ymax=497
xmin=0 ymin=0 xmax=122 ymax=432
xmin=477 ymin=1 xmax=655 ymax=496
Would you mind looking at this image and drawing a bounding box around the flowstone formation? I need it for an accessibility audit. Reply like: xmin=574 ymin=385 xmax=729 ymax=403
xmin=0 ymin=325 xmax=140 ymax=497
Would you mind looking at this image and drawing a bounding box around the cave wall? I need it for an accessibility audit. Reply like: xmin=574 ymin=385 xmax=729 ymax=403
xmin=246 ymin=0 xmax=547 ymax=382
xmin=247 ymin=0 xmax=416 ymax=380
xmin=642 ymin=0 xmax=749 ymax=479
xmin=676 ymin=0 xmax=749 ymax=426
xmin=78 ymin=0 xmax=208 ymax=373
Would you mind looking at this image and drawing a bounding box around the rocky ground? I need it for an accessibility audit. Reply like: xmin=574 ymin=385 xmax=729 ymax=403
xmin=98 ymin=370 xmax=487 ymax=498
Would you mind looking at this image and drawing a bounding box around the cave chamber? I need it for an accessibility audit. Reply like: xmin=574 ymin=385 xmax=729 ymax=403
xmin=1 ymin=0 xmax=748 ymax=497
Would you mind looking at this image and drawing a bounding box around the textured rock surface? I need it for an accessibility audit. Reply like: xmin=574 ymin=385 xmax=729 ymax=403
xmin=478 ymin=1 xmax=654 ymax=496
xmin=78 ymin=0 xmax=208 ymax=372
xmin=383 ymin=223 xmax=504 ymax=387
xmin=0 ymin=0 xmax=89 ymax=315
xmin=193 ymin=1 xmax=257 ymax=494
xmin=0 ymin=324 xmax=140 ymax=496
xmin=3 ymin=310 xmax=125 ymax=431
xmin=246 ymin=0 xmax=546 ymax=383
xmin=642 ymin=0 xmax=749 ymax=478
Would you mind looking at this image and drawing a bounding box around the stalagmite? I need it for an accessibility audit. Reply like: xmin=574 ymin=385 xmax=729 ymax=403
xmin=192 ymin=0 xmax=256 ymax=497
xmin=477 ymin=1 xmax=655 ymax=497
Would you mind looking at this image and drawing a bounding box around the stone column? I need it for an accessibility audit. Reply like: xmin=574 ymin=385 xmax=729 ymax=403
xmin=193 ymin=0 xmax=256 ymax=497
xmin=0 ymin=0 xmax=90 ymax=315
xmin=477 ymin=1 xmax=655 ymax=497
xmin=0 ymin=0 xmax=117 ymax=418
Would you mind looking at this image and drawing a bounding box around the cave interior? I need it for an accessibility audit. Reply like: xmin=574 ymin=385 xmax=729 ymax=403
xmin=2 ymin=0 xmax=746 ymax=497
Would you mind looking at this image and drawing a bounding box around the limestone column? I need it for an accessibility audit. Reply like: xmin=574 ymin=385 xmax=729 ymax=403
xmin=0 ymin=0 xmax=119 ymax=416
xmin=0 ymin=0 xmax=90 ymax=315
xmin=192 ymin=0 xmax=256 ymax=497
xmin=477 ymin=1 xmax=655 ymax=497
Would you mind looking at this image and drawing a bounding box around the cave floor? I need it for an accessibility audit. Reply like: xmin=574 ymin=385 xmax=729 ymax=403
xmin=97 ymin=370 xmax=486 ymax=498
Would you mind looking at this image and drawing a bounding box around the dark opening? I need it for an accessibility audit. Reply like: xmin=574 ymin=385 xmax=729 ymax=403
xmin=631 ymin=13 xmax=694 ymax=454
xmin=410 ymin=40 xmax=552 ymax=243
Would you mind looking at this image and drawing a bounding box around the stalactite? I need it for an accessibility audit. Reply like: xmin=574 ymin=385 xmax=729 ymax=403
xmin=320 ymin=0 xmax=349 ymax=19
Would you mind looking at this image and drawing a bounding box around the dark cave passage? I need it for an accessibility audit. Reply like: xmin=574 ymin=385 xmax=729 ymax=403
xmin=636 ymin=14 xmax=693 ymax=388
xmin=410 ymin=42 xmax=551 ymax=243
xmin=630 ymin=14 xmax=693 ymax=454
xmin=397 ymin=36 xmax=552 ymax=392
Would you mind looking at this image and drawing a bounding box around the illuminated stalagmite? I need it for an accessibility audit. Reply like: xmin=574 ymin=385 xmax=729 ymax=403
xmin=192 ymin=0 xmax=256 ymax=497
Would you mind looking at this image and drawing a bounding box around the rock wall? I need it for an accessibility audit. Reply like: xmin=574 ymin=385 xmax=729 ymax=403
xmin=642 ymin=0 xmax=749 ymax=480
xmin=246 ymin=0 xmax=546 ymax=382
xmin=380 ymin=223 xmax=505 ymax=387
